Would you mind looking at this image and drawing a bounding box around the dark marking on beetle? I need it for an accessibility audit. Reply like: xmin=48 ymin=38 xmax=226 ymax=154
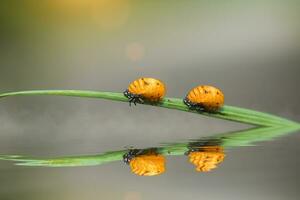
xmin=192 ymin=89 xmax=197 ymax=97
xmin=156 ymin=82 xmax=160 ymax=85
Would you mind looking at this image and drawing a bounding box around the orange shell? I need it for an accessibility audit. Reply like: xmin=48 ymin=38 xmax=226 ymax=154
xmin=127 ymin=77 xmax=166 ymax=101
xmin=129 ymin=154 xmax=165 ymax=176
xmin=186 ymin=85 xmax=224 ymax=111
xmin=188 ymin=146 xmax=225 ymax=172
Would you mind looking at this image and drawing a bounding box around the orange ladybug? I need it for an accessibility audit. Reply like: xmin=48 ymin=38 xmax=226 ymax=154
xmin=184 ymin=85 xmax=224 ymax=112
xmin=124 ymin=77 xmax=166 ymax=105
xmin=187 ymin=146 xmax=225 ymax=172
xmin=123 ymin=149 xmax=165 ymax=176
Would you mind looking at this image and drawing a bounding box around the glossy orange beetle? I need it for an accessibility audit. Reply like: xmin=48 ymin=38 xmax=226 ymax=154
xmin=124 ymin=77 xmax=166 ymax=106
xmin=123 ymin=149 xmax=165 ymax=176
xmin=184 ymin=85 xmax=224 ymax=112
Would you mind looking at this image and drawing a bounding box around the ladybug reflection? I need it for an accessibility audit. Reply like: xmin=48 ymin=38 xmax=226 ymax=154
xmin=186 ymin=146 xmax=225 ymax=172
xmin=123 ymin=149 xmax=165 ymax=176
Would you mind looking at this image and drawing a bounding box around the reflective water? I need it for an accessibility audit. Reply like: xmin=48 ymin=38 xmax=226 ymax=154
xmin=0 ymin=112 xmax=299 ymax=199
xmin=1 ymin=125 xmax=299 ymax=168
xmin=1 ymin=1 xmax=300 ymax=199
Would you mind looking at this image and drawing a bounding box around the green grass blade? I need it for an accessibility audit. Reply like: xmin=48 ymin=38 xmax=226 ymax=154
xmin=0 ymin=150 xmax=126 ymax=167
xmin=0 ymin=90 xmax=296 ymax=127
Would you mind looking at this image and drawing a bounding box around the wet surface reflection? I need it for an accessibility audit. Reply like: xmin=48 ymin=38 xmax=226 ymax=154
xmin=186 ymin=145 xmax=225 ymax=173
xmin=123 ymin=148 xmax=165 ymax=176
xmin=122 ymin=143 xmax=225 ymax=176
xmin=1 ymin=124 xmax=299 ymax=176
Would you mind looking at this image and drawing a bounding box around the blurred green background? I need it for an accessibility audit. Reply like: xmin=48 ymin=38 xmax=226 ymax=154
xmin=0 ymin=1 xmax=300 ymax=200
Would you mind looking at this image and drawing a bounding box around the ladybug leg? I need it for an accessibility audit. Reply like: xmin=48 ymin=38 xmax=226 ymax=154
xmin=128 ymin=96 xmax=137 ymax=106
xmin=129 ymin=96 xmax=143 ymax=106
xmin=128 ymin=97 xmax=133 ymax=106
xmin=193 ymin=103 xmax=205 ymax=113
xmin=132 ymin=95 xmax=144 ymax=105
xmin=183 ymin=98 xmax=193 ymax=109
xmin=195 ymin=106 xmax=204 ymax=113
xmin=183 ymin=98 xmax=205 ymax=112
xmin=123 ymin=149 xmax=145 ymax=164
xmin=184 ymin=150 xmax=190 ymax=156
xmin=124 ymin=90 xmax=143 ymax=106
xmin=138 ymin=97 xmax=144 ymax=104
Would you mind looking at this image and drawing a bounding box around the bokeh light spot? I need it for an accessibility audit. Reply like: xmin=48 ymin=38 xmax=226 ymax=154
xmin=126 ymin=42 xmax=145 ymax=62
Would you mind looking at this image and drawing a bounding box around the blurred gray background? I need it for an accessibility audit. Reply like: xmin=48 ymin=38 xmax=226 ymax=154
xmin=0 ymin=1 xmax=300 ymax=199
